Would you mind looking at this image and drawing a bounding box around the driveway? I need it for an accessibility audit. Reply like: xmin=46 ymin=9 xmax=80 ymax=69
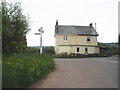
xmin=30 ymin=56 xmax=118 ymax=88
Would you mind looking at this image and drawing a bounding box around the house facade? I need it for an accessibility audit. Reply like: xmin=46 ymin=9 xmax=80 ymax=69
xmin=54 ymin=20 xmax=99 ymax=55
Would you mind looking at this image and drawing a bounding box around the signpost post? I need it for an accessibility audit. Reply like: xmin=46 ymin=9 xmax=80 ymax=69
xmin=34 ymin=27 xmax=44 ymax=54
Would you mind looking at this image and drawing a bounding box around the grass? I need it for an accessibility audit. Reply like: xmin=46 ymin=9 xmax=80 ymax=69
xmin=2 ymin=53 xmax=55 ymax=88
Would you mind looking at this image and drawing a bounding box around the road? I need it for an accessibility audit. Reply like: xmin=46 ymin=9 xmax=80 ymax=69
xmin=30 ymin=55 xmax=118 ymax=88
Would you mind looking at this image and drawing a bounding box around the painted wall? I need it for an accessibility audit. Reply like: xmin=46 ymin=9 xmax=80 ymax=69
xmin=58 ymin=46 xmax=99 ymax=54
xmin=55 ymin=35 xmax=99 ymax=54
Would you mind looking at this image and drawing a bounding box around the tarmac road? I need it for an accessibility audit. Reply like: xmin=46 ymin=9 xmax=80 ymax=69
xmin=30 ymin=55 xmax=118 ymax=88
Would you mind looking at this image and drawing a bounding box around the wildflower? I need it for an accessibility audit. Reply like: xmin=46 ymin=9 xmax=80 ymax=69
xmin=37 ymin=71 xmax=40 ymax=76
xmin=32 ymin=68 xmax=35 ymax=72
xmin=6 ymin=62 xmax=10 ymax=64
xmin=20 ymin=67 xmax=23 ymax=69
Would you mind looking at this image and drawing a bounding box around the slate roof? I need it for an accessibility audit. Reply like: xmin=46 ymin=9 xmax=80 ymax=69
xmin=55 ymin=25 xmax=99 ymax=36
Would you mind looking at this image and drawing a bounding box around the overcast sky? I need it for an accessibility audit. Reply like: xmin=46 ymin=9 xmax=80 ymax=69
xmin=8 ymin=0 xmax=119 ymax=46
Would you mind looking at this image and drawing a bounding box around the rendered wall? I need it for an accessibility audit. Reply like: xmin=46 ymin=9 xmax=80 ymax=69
xmin=55 ymin=35 xmax=99 ymax=54
xmin=58 ymin=46 xmax=99 ymax=54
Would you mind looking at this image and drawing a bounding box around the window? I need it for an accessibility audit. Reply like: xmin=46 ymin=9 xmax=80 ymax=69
xmin=77 ymin=48 xmax=80 ymax=52
xmin=87 ymin=37 xmax=91 ymax=42
xmin=64 ymin=36 xmax=68 ymax=42
xmin=85 ymin=48 xmax=88 ymax=52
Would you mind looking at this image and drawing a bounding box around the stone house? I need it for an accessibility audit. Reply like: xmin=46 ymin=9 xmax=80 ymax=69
xmin=54 ymin=20 xmax=99 ymax=55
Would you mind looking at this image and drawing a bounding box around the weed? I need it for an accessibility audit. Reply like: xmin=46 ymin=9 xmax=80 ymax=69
xmin=2 ymin=53 xmax=55 ymax=88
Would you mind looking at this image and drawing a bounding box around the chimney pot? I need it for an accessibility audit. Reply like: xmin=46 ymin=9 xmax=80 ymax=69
xmin=89 ymin=23 xmax=93 ymax=27
xmin=56 ymin=19 xmax=58 ymax=25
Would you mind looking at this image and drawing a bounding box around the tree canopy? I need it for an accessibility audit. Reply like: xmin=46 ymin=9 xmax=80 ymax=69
xmin=2 ymin=1 xmax=30 ymax=54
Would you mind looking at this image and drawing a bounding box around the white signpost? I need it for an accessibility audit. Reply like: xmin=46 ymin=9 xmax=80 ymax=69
xmin=34 ymin=27 xmax=44 ymax=54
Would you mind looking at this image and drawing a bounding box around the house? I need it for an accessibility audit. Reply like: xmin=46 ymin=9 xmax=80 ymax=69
xmin=54 ymin=20 xmax=99 ymax=55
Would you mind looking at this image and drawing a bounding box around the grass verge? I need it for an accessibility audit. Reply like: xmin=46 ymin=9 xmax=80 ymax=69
xmin=2 ymin=53 xmax=55 ymax=88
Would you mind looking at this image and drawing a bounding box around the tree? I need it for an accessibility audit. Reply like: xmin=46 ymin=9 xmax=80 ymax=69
xmin=2 ymin=1 xmax=30 ymax=54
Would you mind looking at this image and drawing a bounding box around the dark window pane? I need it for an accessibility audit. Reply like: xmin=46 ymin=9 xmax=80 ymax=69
xmin=64 ymin=36 xmax=68 ymax=41
xmin=77 ymin=48 xmax=79 ymax=52
xmin=85 ymin=48 xmax=88 ymax=52
xmin=87 ymin=38 xmax=90 ymax=41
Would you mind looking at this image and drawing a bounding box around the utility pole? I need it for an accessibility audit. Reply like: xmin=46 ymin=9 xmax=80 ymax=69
xmin=34 ymin=27 xmax=44 ymax=54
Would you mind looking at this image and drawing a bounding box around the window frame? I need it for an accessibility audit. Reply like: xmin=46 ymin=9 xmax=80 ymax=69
xmin=64 ymin=35 xmax=68 ymax=42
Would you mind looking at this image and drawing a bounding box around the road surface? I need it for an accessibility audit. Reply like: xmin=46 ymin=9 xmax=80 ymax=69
xmin=30 ymin=55 xmax=118 ymax=88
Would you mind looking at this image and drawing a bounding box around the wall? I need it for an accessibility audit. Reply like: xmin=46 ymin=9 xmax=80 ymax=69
xmin=55 ymin=35 xmax=99 ymax=54
xmin=58 ymin=46 xmax=99 ymax=54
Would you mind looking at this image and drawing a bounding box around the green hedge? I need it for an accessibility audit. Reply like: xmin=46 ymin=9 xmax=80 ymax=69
xmin=2 ymin=53 xmax=55 ymax=88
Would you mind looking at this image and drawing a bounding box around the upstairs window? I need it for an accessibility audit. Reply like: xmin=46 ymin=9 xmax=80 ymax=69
xmin=64 ymin=36 xmax=68 ymax=42
xmin=87 ymin=37 xmax=91 ymax=42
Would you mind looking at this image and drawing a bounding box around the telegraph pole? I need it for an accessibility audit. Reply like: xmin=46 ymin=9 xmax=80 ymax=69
xmin=34 ymin=27 xmax=44 ymax=54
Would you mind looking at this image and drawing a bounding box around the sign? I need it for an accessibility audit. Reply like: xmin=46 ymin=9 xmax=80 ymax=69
xmin=34 ymin=33 xmax=40 ymax=35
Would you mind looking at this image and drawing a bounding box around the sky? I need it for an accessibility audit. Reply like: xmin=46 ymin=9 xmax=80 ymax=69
xmin=7 ymin=0 xmax=119 ymax=46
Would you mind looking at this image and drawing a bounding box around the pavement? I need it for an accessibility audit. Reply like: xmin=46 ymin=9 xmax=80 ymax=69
xmin=30 ymin=55 xmax=118 ymax=88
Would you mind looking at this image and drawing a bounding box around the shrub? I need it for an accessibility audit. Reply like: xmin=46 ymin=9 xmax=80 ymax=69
xmin=2 ymin=53 xmax=55 ymax=88
xmin=54 ymin=52 xmax=69 ymax=58
xmin=54 ymin=53 xmax=111 ymax=58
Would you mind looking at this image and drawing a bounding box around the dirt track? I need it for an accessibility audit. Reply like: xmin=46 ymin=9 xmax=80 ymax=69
xmin=30 ymin=56 xmax=118 ymax=88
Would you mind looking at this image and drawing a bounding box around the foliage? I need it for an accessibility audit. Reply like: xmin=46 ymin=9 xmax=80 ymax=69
xmin=2 ymin=53 xmax=55 ymax=88
xmin=25 ymin=46 xmax=55 ymax=55
xmin=55 ymin=52 xmax=68 ymax=58
xmin=2 ymin=1 xmax=55 ymax=89
xmin=43 ymin=46 xmax=55 ymax=55
xmin=54 ymin=52 xmax=110 ymax=58
xmin=2 ymin=1 xmax=30 ymax=54
xmin=24 ymin=47 xmax=39 ymax=54
xmin=98 ymin=42 xmax=118 ymax=55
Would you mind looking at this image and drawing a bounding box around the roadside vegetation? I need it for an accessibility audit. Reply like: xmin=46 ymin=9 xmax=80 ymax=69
xmin=3 ymin=53 xmax=55 ymax=88
xmin=29 ymin=46 xmax=55 ymax=55
xmin=98 ymin=42 xmax=118 ymax=56
xmin=2 ymin=1 xmax=55 ymax=88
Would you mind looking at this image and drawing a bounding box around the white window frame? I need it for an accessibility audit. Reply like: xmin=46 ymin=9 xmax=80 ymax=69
xmin=64 ymin=36 xmax=68 ymax=42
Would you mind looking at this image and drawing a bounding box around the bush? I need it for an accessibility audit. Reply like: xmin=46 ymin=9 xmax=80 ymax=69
xmin=2 ymin=53 xmax=55 ymax=88
xmin=54 ymin=53 xmax=111 ymax=58
xmin=43 ymin=46 xmax=55 ymax=55
xmin=54 ymin=52 xmax=69 ymax=58
xmin=99 ymin=42 xmax=118 ymax=55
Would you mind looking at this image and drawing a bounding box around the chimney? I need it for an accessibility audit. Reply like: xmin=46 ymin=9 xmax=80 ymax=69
xmin=95 ymin=23 xmax=96 ymax=30
xmin=56 ymin=19 xmax=58 ymax=25
xmin=89 ymin=23 xmax=93 ymax=27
